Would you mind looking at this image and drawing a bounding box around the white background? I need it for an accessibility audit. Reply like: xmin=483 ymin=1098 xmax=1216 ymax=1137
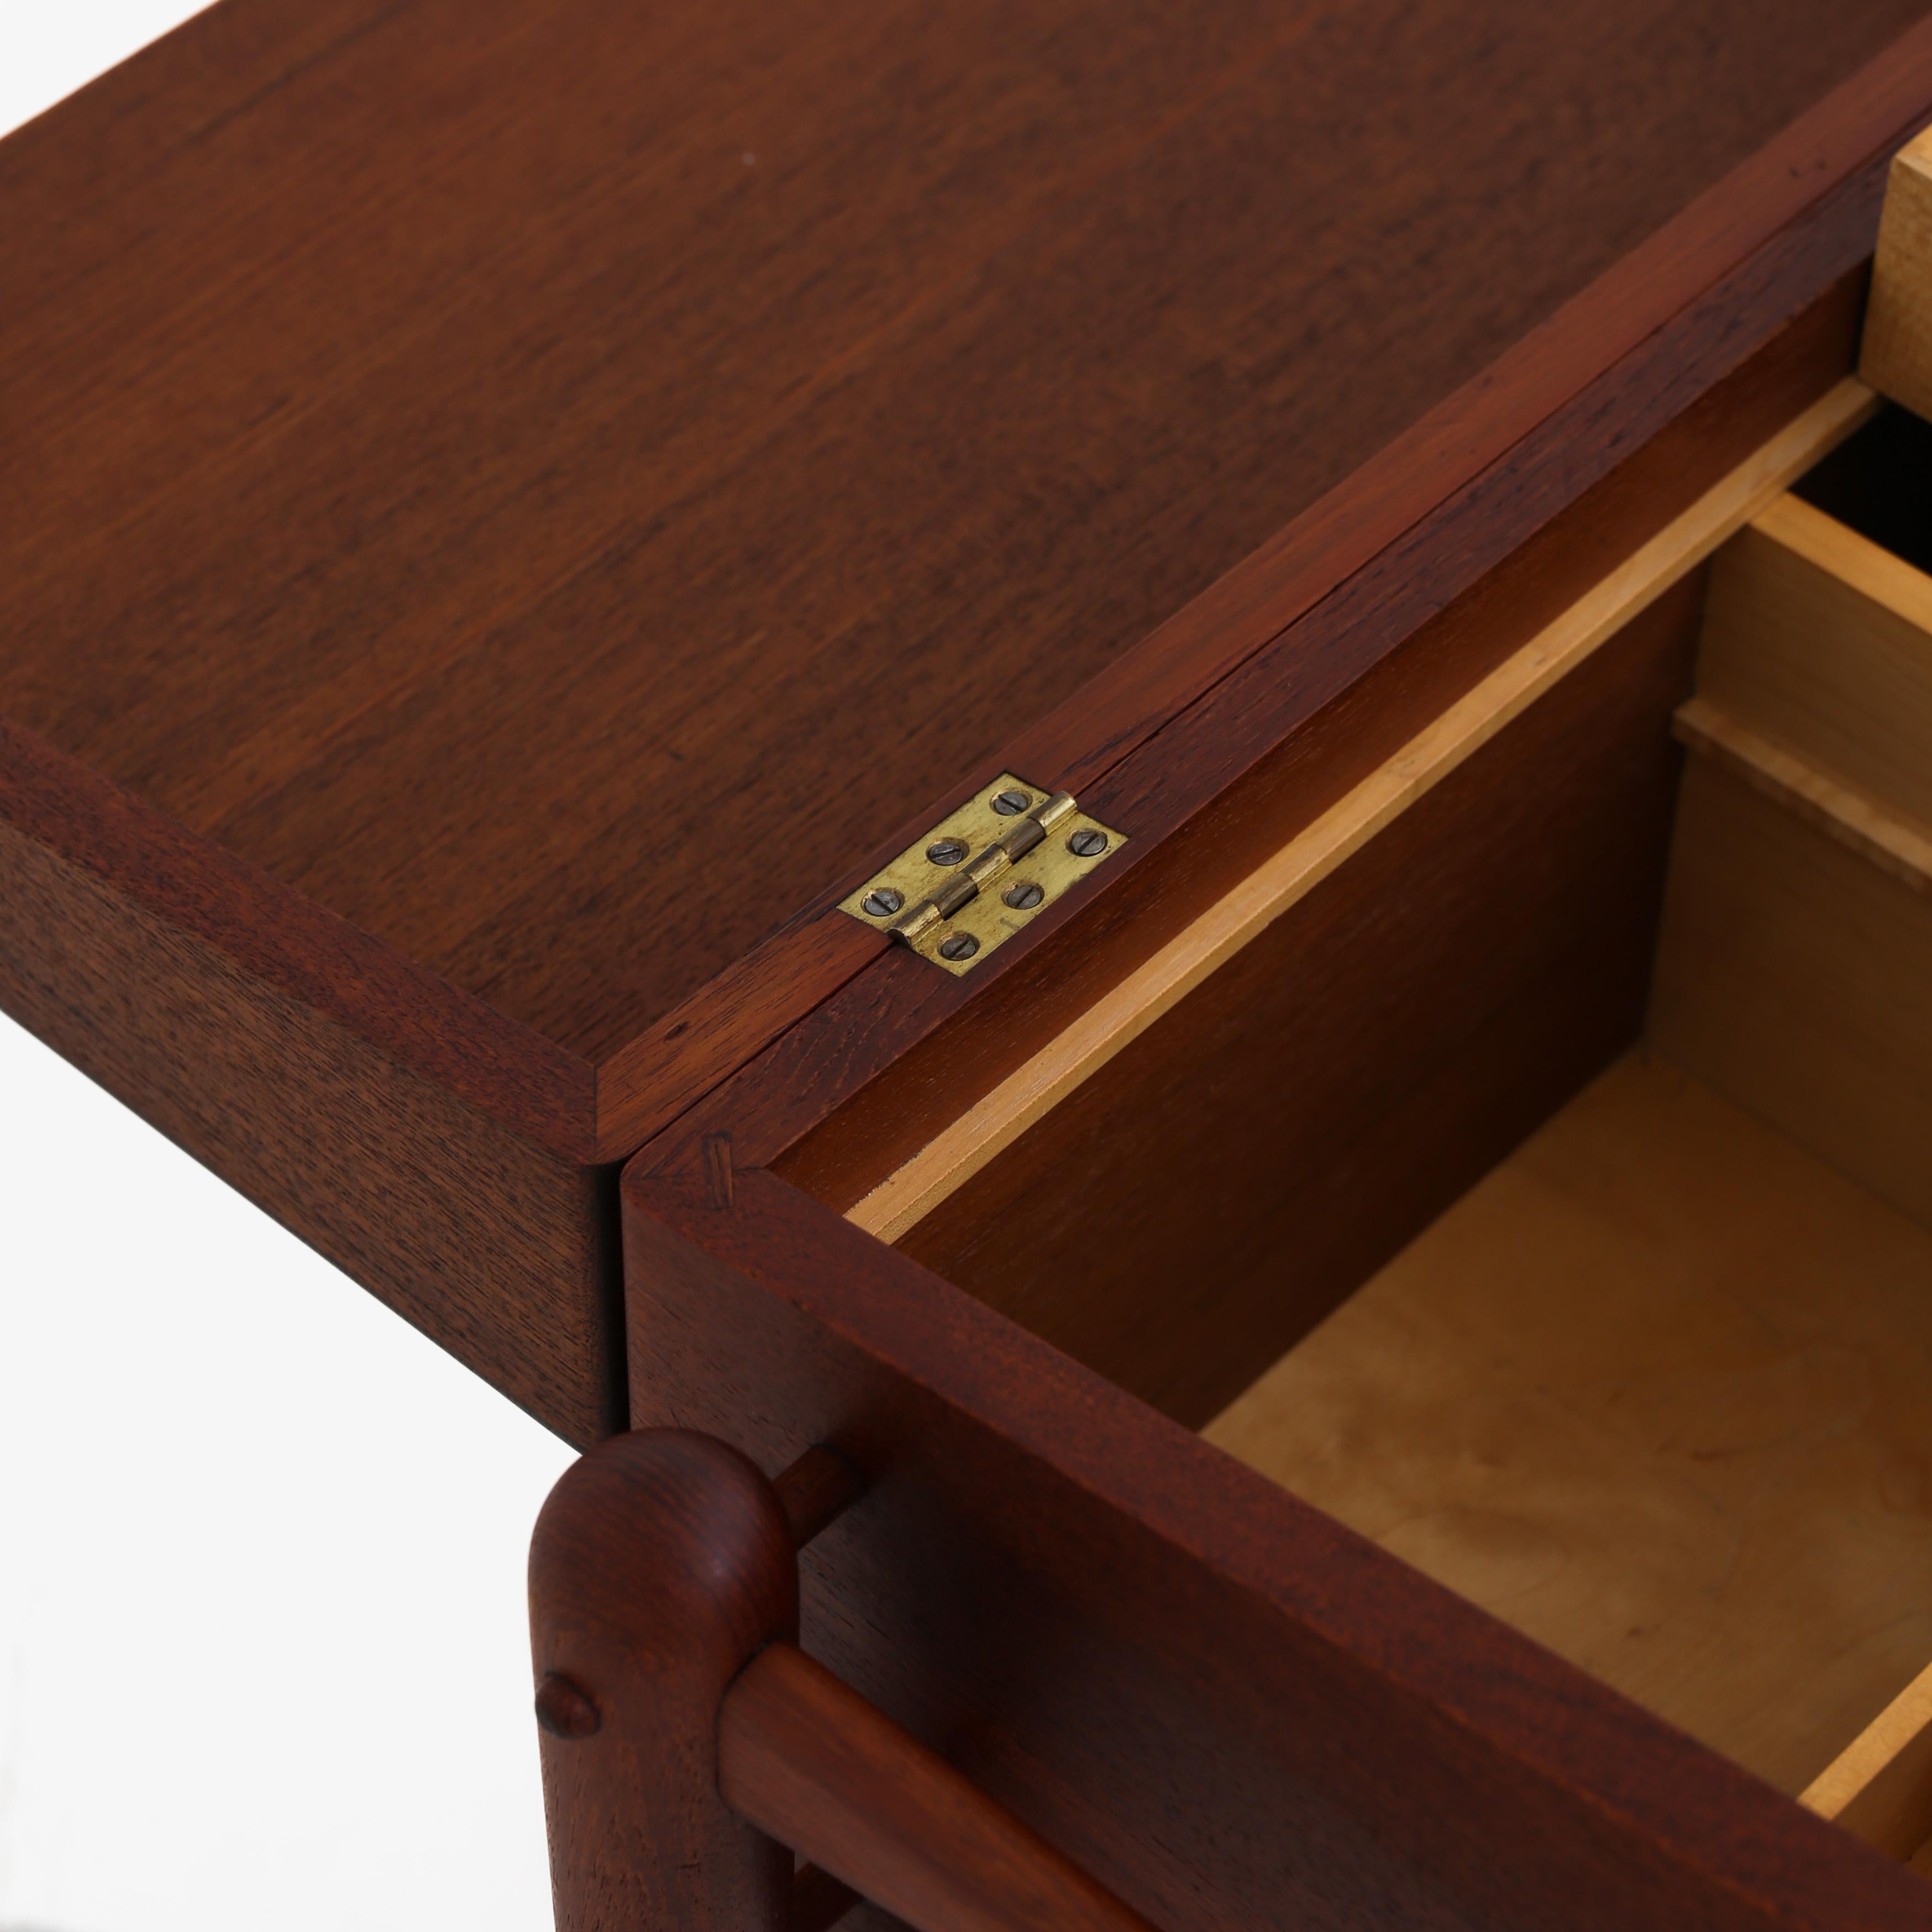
xmin=0 ymin=17 xmax=579 ymax=1931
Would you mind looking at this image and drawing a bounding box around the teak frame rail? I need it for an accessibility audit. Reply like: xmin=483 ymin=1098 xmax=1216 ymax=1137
xmin=529 ymin=1431 xmax=1151 ymax=1932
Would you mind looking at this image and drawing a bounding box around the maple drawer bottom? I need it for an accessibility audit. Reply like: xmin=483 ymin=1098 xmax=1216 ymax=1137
xmin=1210 ymin=397 xmax=1932 ymax=1860
xmin=1210 ymin=1044 xmax=1932 ymax=1857
xmin=813 ymin=389 xmax=1932 ymax=1889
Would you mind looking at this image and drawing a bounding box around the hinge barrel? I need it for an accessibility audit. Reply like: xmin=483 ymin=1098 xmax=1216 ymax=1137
xmin=840 ymin=775 xmax=1124 ymax=975
xmin=889 ymin=792 xmax=1075 ymax=942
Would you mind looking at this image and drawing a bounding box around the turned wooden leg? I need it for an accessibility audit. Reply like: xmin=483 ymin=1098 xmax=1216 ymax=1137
xmin=528 ymin=1429 xmax=799 ymax=1932
xmin=531 ymin=1429 xmax=1151 ymax=1932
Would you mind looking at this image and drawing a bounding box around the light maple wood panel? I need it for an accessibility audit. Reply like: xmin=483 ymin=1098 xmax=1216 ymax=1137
xmin=1671 ymin=698 xmax=1932 ymax=895
xmin=1206 ymin=1052 xmax=1932 ymax=1797
xmin=1697 ymin=495 xmax=1932 ymax=829
xmin=1803 ymin=1660 xmax=1932 ymax=1859
xmin=1863 ymin=128 xmax=1932 ymax=417
xmin=1650 ymin=757 xmax=1932 ymax=1230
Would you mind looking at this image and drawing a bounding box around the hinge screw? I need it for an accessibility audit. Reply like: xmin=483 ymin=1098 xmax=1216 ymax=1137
xmin=991 ymin=789 xmax=1032 ymax=816
xmin=860 ymin=888 xmax=904 ymax=917
xmin=1003 ymin=882 xmax=1044 ymax=910
xmin=1067 ymin=829 xmax=1109 ymax=857
xmin=938 ymin=933 xmax=980 ymax=961
xmin=926 ymin=838 xmax=969 ymax=865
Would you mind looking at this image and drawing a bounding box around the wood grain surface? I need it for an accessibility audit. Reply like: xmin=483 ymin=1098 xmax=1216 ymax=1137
xmin=622 ymin=1162 xmax=1932 ymax=1932
xmin=757 ymin=197 xmax=1897 ymax=1208
xmin=843 ymin=384 xmax=1871 ymax=1247
xmin=894 ymin=580 xmax=1700 ymax=1426
xmin=10 ymin=3 xmax=1932 ymax=1430
xmin=1206 ymin=1051 xmax=1932 ymax=1800
xmin=0 ymin=748 xmax=620 ymax=1445
xmin=3 ymin=0 xmax=1928 ymax=1088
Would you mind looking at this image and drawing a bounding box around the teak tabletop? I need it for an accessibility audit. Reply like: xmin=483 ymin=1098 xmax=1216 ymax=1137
xmin=4 ymin=0 xmax=1931 ymax=1444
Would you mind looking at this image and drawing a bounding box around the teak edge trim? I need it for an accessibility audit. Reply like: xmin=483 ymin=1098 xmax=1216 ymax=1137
xmin=0 ymin=717 xmax=596 ymax=1155
xmin=843 ymin=381 xmax=1879 ymax=1243
xmin=7 ymin=17 xmax=1932 ymax=1170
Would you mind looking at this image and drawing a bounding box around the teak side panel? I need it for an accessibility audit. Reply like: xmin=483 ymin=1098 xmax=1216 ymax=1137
xmin=0 ymin=720 xmax=595 ymax=1158
xmin=620 ymin=1167 xmax=1932 ymax=1932
xmin=0 ymin=12 xmax=1921 ymax=1205
xmin=0 ymin=811 xmax=617 ymax=1448
xmin=896 ymin=582 xmax=1700 ymax=1426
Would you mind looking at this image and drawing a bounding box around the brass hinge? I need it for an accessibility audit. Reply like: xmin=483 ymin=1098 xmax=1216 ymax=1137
xmin=839 ymin=775 xmax=1126 ymax=976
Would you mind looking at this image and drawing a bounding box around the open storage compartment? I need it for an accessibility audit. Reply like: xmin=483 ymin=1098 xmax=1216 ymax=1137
xmin=776 ymin=384 xmax=1932 ymax=1873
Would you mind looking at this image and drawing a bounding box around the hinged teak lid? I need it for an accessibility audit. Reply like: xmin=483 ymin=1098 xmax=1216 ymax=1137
xmin=4 ymin=0 xmax=1932 ymax=1442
